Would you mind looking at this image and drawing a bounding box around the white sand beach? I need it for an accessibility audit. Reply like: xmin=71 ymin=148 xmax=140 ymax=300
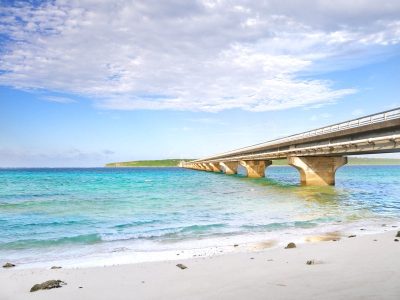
xmin=1 ymin=230 xmax=399 ymax=300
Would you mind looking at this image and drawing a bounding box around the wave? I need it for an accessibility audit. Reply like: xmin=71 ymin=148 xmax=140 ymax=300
xmin=101 ymin=223 xmax=227 ymax=243
xmin=113 ymin=220 xmax=159 ymax=229
xmin=241 ymin=221 xmax=318 ymax=231
xmin=7 ymin=220 xmax=86 ymax=229
xmin=0 ymin=233 xmax=102 ymax=250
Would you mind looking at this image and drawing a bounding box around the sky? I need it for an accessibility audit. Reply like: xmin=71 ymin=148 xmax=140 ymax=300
xmin=0 ymin=0 xmax=400 ymax=167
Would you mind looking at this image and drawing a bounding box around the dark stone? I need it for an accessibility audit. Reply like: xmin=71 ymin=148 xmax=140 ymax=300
xmin=176 ymin=264 xmax=187 ymax=270
xmin=2 ymin=262 xmax=15 ymax=268
xmin=306 ymin=260 xmax=315 ymax=265
xmin=30 ymin=280 xmax=66 ymax=292
xmin=233 ymin=244 xmax=239 ymax=247
xmin=250 ymin=257 xmax=254 ymax=260
xmin=395 ymin=239 xmax=399 ymax=242
xmin=348 ymin=235 xmax=356 ymax=238
xmin=285 ymin=242 xmax=296 ymax=249
xmin=50 ymin=266 xmax=62 ymax=269
xmin=396 ymin=231 xmax=400 ymax=238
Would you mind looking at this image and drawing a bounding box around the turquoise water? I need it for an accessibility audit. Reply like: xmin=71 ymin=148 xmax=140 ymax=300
xmin=0 ymin=166 xmax=399 ymax=267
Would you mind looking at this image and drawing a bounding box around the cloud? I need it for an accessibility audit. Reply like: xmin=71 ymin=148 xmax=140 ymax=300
xmin=0 ymin=0 xmax=399 ymax=112
xmin=41 ymin=96 xmax=77 ymax=104
xmin=0 ymin=147 xmax=115 ymax=167
xmin=187 ymin=117 xmax=226 ymax=125
xmin=310 ymin=112 xmax=332 ymax=121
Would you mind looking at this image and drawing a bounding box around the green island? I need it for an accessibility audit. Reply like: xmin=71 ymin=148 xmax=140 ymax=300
xmin=105 ymin=159 xmax=192 ymax=167
xmin=105 ymin=157 xmax=400 ymax=167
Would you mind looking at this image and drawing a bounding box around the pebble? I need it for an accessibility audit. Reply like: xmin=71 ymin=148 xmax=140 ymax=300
xmin=285 ymin=242 xmax=296 ymax=249
xmin=2 ymin=262 xmax=15 ymax=268
xmin=176 ymin=264 xmax=187 ymax=270
xmin=30 ymin=280 xmax=66 ymax=292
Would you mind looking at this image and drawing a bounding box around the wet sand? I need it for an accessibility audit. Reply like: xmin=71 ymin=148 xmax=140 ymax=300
xmin=1 ymin=230 xmax=399 ymax=300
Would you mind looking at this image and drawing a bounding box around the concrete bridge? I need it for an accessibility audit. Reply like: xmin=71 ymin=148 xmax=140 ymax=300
xmin=182 ymin=108 xmax=400 ymax=185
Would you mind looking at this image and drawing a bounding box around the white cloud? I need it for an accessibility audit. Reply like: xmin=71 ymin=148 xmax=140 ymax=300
xmin=0 ymin=147 xmax=115 ymax=167
xmin=41 ymin=96 xmax=77 ymax=104
xmin=0 ymin=0 xmax=399 ymax=112
xmin=187 ymin=117 xmax=226 ymax=125
xmin=310 ymin=112 xmax=332 ymax=121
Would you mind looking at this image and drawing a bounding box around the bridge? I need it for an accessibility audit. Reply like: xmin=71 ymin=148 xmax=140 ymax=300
xmin=182 ymin=108 xmax=400 ymax=185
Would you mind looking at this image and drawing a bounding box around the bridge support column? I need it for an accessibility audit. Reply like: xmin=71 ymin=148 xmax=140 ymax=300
xmin=220 ymin=162 xmax=239 ymax=174
xmin=288 ymin=156 xmax=348 ymax=186
xmin=202 ymin=163 xmax=213 ymax=171
xmin=197 ymin=164 xmax=205 ymax=170
xmin=240 ymin=160 xmax=272 ymax=178
xmin=209 ymin=163 xmax=222 ymax=172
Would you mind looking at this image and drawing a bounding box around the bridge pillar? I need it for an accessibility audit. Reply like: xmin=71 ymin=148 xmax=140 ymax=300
xmin=209 ymin=163 xmax=222 ymax=172
xmin=220 ymin=161 xmax=239 ymax=175
xmin=202 ymin=163 xmax=213 ymax=171
xmin=240 ymin=160 xmax=272 ymax=178
xmin=288 ymin=156 xmax=348 ymax=186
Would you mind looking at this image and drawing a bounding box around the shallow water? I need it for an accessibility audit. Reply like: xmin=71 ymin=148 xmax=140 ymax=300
xmin=0 ymin=166 xmax=399 ymax=267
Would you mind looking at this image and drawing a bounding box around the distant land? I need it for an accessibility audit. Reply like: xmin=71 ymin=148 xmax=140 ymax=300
xmin=105 ymin=159 xmax=193 ymax=167
xmin=105 ymin=157 xmax=400 ymax=167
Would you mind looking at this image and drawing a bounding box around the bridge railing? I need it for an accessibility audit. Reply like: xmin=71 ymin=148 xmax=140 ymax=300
xmin=193 ymin=107 xmax=400 ymax=162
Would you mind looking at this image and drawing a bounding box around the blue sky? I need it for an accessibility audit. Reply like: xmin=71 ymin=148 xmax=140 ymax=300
xmin=0 ymin=0 xmax=400 ymax=167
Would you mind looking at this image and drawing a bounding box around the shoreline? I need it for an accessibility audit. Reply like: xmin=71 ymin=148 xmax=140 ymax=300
xmin=3 ymin=218 xmax=398 ymax=270
xmin=1 ymin=229 xmax=399 ymax=299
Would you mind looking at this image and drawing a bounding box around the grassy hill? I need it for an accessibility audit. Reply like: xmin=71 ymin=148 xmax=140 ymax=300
xmin=105 ymin=159 xmax=192 ymax=167
xmin=106 ymin=157 xmax=400 ymax=167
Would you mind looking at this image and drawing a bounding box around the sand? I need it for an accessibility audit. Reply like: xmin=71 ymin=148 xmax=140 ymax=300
xmin=1 ymin=230 xmax=399 ymax=300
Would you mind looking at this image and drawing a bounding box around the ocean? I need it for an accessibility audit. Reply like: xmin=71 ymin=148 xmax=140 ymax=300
xmin=1 ymin=166 xmax=399 ymax=268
